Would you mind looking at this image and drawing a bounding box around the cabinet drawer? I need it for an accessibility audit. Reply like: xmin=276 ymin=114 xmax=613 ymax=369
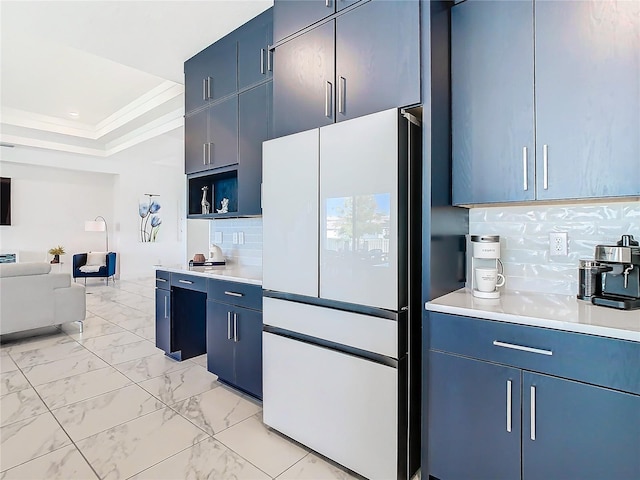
xmin=208 ymin=279 xmax=262 ymax=311
xmin=429 ymin=312 xmax=640 ymax=395
xmin=156 ymin=270 xmax=171 ymax=290
xmin=170 ymin=273 xmax=207 ymax=293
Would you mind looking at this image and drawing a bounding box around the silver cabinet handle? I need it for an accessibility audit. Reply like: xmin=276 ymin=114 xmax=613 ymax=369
xmin=506 ymin=380 xmax=512 ymax=433
xmin=325 ymin=0 xmax=331 ymax=7
xmin=202 ymin=78 xmax=207 ymax=100
xmin=530 ymin=385 xmax=537 ymax=440
xmin=523 ymin=146 xmax=528 ymax=191
xmin=543 ymin=144 xmax=549 ymax=190
xmin=338 ymin=76 xmax=346 ymax=114
xmin=207 ymin=76 xmax=212 ymax=100
xmin=178 ymin=279 xmax=194 ymax=285
xmin=164 ymin=296 xmax=168 ymax=319
xmin=267 ymin=49 xmax=272 ymax=72
xmin=233 ymin=313 xmax=238 ymax=342
xmin=224 ymin=291 xmax=244 ymax=297
xmin=203 ymin=143 xmax=207 ymax=165
xmin=260 ymin=48 xmax=266 ymax=74
xmin=157 ymin=278 xmax=167 ymax=283
xmin=227 ymin=312 xmax=232 ymax=340
xmin=325 ymin=81 xmax=333 ymax=118
xmin=207 ymin=143 xmax=212 ymax=165
xmin=493 ymin=340 xmax=553 ymax=356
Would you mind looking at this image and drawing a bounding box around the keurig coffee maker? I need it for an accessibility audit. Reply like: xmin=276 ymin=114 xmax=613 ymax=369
xmin=591 ymin=234 xmax=640 ymax=310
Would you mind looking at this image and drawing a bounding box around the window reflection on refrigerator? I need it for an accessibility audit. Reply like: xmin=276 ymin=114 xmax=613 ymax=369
xmin=324 ymin=193 xmax=391 ymax=269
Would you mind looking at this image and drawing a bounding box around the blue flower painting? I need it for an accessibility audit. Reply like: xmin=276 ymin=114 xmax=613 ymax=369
xmin=139 ymin=194 xmax=161 ymax=242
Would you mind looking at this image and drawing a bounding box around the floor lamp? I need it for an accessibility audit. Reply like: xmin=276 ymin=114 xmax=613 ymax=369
xmin=85 ymin=216 xmax=109 ymax=252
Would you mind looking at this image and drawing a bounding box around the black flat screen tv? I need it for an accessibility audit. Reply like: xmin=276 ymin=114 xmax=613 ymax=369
xmin=1 ymin=177 xmax=11 ymax=225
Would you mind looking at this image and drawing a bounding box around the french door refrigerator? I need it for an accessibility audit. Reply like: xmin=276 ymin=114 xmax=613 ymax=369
xmin=262 ymin=108 xmax=421 ymax=480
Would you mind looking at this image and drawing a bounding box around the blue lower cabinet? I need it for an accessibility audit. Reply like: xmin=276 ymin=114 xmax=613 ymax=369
xmin=427 ymin=313 xmax=640 ymax=480
xmin=523 ymin=372 xmax=640 ymax=480
xmin=155 ymin=288 xmax=172 ymax=354
xmin=233 ymin=306 xmax=263 ymax=398
xmin=206 ymin=299 xmax=263 ymax=399
xmin=428 ymin=351 xmax=522 ymax=480
xmin=206 ymin=300 xmax=235 ymax=384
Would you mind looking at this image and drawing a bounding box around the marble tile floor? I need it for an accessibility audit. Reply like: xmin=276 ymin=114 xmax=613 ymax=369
xmin=0 ymin=277 xmax=366 ymax=480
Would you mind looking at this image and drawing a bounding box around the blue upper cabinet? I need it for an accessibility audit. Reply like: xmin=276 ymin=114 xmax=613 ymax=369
xmin=335 ymin=0 xmax=420 ymax=123
xmin=452 ymin=0 xmax=640 ymax=205
xmin=184 ymin=35 xmax=237 ymax=114
xmin=534 ymin=1 xmax=640 ymax=200
xmin=273 ymin=20 xmax=336 ymax=139
xmin=273 ymin=0 xmax=420 ymax=138
xmin=237 ymin=8 xmax=273 ymax=91
xmin=273 ymin=0 xmax=361 ymax=44
xmin=451 ymin=0 xmax=535 ymax=205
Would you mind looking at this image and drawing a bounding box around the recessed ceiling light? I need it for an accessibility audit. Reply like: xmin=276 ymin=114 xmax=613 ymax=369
xmin=69 ymin=111 xmax=79 ymax=117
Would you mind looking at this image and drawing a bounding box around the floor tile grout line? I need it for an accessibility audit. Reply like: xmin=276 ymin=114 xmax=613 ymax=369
xmin=0 ymin=357 xmax=103 ymax=480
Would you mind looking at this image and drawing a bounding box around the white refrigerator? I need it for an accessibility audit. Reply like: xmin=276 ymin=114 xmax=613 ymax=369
xmin=262 ymin=108 xmax=420 ymax=480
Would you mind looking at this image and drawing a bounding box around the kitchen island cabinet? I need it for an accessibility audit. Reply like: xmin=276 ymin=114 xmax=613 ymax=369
xmin=426 ymin=310 xmax=640 ymax=480
xmin=452 ymin=0 xmax=640 ymax=205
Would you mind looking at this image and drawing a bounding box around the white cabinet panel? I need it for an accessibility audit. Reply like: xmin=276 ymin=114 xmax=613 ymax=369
xmin=263 ymin=332 xmax=398 ymax=480
xmin=263 ymin=297 xmax=397 ymax=358
xmin=262 ymin=129 xmax=319 ymax=297
xmin=319 ymin=108 xmax=400 ymax=310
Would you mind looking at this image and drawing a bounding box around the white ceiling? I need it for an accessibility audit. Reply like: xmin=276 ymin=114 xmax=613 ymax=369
xmin=0 ymin=0 xmax=273 ymax=160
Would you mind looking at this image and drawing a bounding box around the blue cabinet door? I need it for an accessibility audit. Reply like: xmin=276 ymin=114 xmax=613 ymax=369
xmin=238 ymin=8 xmax=273 ymax=91
xmin=155 ymin=288 xmax=172 ymax=353
xmin=428 ymin=351 xmax=522 ymax=480
xmin=184 ymin=109 xmax=209 ymax=175
xmin=206 ymin=300 xmax=235 ymax=384
xmin=523 ymin=372 xmax=640 ymax=480
xmin=233 ymin=306 xmax=263 ymax=399
xmin=451 ymin=0 xmax=535 ymax=205
xmin=273 ymin=20 xmax=335 ymax=138
xmin=534 ymin=1 xmax=640 ymax=200
xmin=273 ymin=0 xmax=335 ymax=43
xmin=184 ymin=36 xmax=237 ymax=114
xmin=335 ymin=0 xmax=420 ymax=123
xmin=238 ymin=82 xmax=271 ymax=216
xmin=207 ymin=96 xmax=239 ymax=170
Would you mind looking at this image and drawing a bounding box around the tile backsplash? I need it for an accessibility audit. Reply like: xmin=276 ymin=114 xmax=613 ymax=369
xmin=209 ymin=217 xmax=262 ymax=267
xmin=469 ymin=200 xmax=640 ymax=295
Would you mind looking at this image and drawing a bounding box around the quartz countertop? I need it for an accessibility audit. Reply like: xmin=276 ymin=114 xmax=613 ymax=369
xmin=426 ymin=288 xmax=640 ymax=342
xmin=156 ymin=264 xmax=262 ymax=286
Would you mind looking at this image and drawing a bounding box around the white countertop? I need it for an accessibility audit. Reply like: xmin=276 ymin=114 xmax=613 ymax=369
xmin=157 ymin=265 xmax=262 ymax=286
xmin=426 ymin=288 xmax=640 ymax=342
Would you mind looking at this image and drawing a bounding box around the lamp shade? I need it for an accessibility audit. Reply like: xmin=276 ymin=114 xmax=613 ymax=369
xmin=85 ymin=220 xmax=106 ymax=232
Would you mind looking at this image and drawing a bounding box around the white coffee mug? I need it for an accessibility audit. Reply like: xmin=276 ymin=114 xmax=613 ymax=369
xmin=475 ymin=268 xmax=506 ymax=292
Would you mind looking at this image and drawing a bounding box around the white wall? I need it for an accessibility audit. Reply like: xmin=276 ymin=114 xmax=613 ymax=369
xmin=0 ymin=129 xmax=188 ymax=279
xmin=469 ymin=199 xmax=640 ymax=295
xmin=0 ymin=162 xmax=115 ymax=275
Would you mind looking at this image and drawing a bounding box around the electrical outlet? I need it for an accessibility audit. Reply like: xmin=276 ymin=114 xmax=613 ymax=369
xmin=232 ymin=232 xmax=238 ymax=244
xmin=549 ymin=232 xmax=568 ymax=257
xmin=214 ymin=232 xmax=222 ymax=244
xmin=238 ymin=232 xmax=245 ymax=245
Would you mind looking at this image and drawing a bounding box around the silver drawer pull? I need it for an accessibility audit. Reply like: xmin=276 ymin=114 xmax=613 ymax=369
xmin=530 ymin=385 xmax=537 ymax=440
xmin=506 ymin=380 xmax=512 ymax=433
xmin=156 ymin=278 xmax=167 ymax=282
xmin=224 ymin=291 xmax=244 ymax=297
xmin=178 ymin=279 xmax=194 ymax=285
xmin=493 ymin=340 xmax=552 ymax=356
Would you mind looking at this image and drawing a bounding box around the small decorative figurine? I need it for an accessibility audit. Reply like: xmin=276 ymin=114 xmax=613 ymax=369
xmin=201 ymin=186 xmax=210 ymax=215
xmin=217 ymin=197 xmax=229 ymax=214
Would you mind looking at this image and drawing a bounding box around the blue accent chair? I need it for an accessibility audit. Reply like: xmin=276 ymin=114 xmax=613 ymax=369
xmin=72 ymin=252 xmax=117 ymax=285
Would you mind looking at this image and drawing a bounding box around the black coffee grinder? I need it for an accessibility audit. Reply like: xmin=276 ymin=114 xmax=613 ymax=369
xmin=592 ymin=235 xmax=640 ymax=310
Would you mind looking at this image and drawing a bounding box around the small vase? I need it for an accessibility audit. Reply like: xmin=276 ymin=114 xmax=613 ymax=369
xmin=51 ymin=254 xmax=60 ymax=264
